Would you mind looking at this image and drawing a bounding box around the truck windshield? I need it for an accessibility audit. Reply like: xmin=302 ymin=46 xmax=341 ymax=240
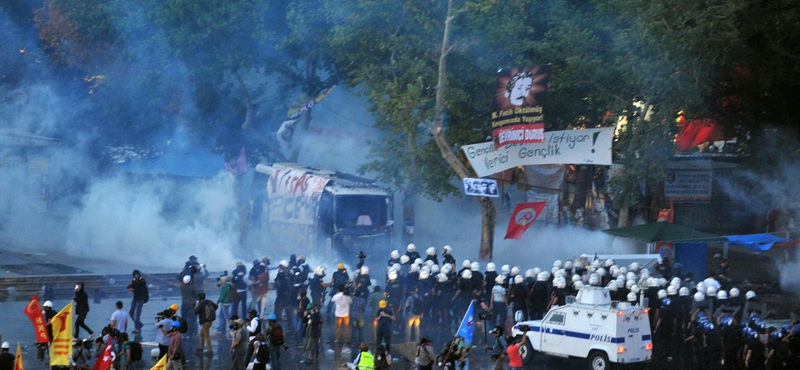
xmin=334 ymin=195 xmax=388 ymax=228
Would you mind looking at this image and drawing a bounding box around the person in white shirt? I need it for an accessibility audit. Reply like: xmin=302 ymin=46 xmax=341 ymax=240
xmin=110 ymin=301 xmax=129 ymax=333
xmin=330 ymin=286 xmax=352 ymax=345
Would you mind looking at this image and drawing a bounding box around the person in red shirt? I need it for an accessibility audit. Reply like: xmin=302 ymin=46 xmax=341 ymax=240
xmin=507 ymin=326 xmax=528 ymax=370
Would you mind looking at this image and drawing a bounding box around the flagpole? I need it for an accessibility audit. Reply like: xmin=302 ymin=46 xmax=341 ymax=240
xmin=441 ymin=300 xmax=475 ymax=370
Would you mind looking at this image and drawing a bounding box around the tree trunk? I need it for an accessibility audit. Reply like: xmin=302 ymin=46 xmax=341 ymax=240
xmin=432 ymin=0 xmax=495 ymax=260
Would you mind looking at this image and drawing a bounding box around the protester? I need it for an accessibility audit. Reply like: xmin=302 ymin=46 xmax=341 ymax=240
xmin=128 ymin=269 xmax=149 ymax=334
xmin=331 ymin=285 xmax=353 ymax=345
xmin=73 ymin=282 xmax=94 ymax=339
xmin=180 ymin=275 xmax=197 ymax=338
xmin=110 ymin=301 xmax=129 ymax=334
xmin=374 ymin=300 xmax=395 ymax=355
xmin=229 ymin=318 xmax=247 ymax=370
xmin=416 ymin=337 xmax=435 ymax=370
xmin=216 ymin=276 xmax=234 ymax=334
xmin=303 ymin=303 xmax=323 ymax=364
xmin=194 ymin=292 xmax=218 ymax=355
xmin=166 ymin=321 xmax=183 ymax=370
xmin=265 ymin=313 xmax=288 ymax=370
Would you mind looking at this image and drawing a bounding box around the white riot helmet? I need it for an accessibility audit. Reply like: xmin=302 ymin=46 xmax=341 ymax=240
xmin=315 ymin=266 xmax=326 ymax=276
xmin=667 ymin=286 xmax=678 ymax=296
xmin=388 ymin=271 xmax=398 ymax=281
xmin=410 ymin=264 xmax=420 ymax=272
xmin=618 ymin=266 xmax=628 ymax=275
xmin=658 ymin=278 xmax=668 ymax=287
xmin=627 ymin=292 xmax=638 ymax=302
xmin=746 ymin=290 xmax=756 ymax=300
xmin=694 ymin=292 xmax=705 ymax=302
xmin=626 ymin=272 xmax=637 ymax=281
xmin=514 ymin=275 xmax=524 ymax=284
xmin=280 ymin=260 xmax=289 ymax=267
xmin=551 ymin=266 xmax=559 ymax=274
xmin=553 ymin=260 xmax=563 ymax=268
xmin=442 ymin=245 xmax=452 ymax=254
xmin=501 ymin=264 xmax=511 ymax=275
xmin=461 ymin=270 xmax=472 ymax=279
xmin=407 ymin=243 xmax=416 ymax=253
xmin=495 ymin=275 xmax=505 ymax=284
xmin=671 ymin=277 xmax=681 ymax=286
xmin=696 ymin=282 xmax=706 ymax=294
xmin=486 ymin=262 xmax=496 ymax=272
xmin=716 ymin=290 xmax=728 ymax=300
xmin=573 ymin=281 xmax=585 ymax=290
xmin=1 ymin=342 xmax=8 ymax=349
xmin=607 ymin=280 xmax=618 ymax=291
xmin=597 ymin=268 xmax=606 ymax=277
xmin=555 ymin=269 xmax=566 ymax=278
xmin=554 ymin=278 xmax=567 ymax=289
xmin=425 ymin=260 xmax=434 ymax=268
xmin=462 ymin=260 xmax=471 ymax=268
xmin=525 ymin=269 xmax=535 ymax=278
xmin=640 ymin=268 xmax=650 ymax=276
xmin=391 ymin=263 xmax=401 ymax=272
xmin=421 ymin=266 xmax=431 ymax=274
xmin=431 ymin=265 xmax=440 ymax=274
xmin=391 ymin=250 xmax=400 ymax=259
xmin=588 ymin=276 xmax=600 ymax=286
xmin=426 ymin=247 xmax=436 ymax=256
xmin=649 ymin=278 xmax=660 ymax=287
xmin=471 ymin=262 xmax=480 ymax=271
xmin=625 ymin=280 xmax=635 ymax=289
xmin=605 ymin=259 xmax=615 ymax=267
xmin=532 ymin=267 xmax=542 ymax=276
xmin=679 ymin=287 xmax=690 ymax=296
xmin=537 ymin=272 xmax=548 ymax=282
xmin=610 ymin=266 xmax=620 ymax=277
xmin=629 ymin=262 xmax=640 ymax=272
xmin=43 ymin=300 xmax=53 ymax=308
xmin=616 ymin=275 xmax=626 ymax=286
xmin=729 ymin=287 xmax=740 ymax=298
xmin=630 ymin=284 xmax=640 ymax=294
xmin=510 ymin=266 xmax=521 ymax=276
xmin=438 ymin=274 xmax=448 ymax=283
xmin=361 ymin=266 xmax=370 ymax=275
xmin=592 ymin=259 xmax=602 ymax=269
xmin=415 ymin=258 xmax=423 ymax=265
xmin=572 ymin=274 xmax=581 ymax=283
xmin=183 ymin=275 xmax=191 ymax=284
xmin=587 ymin=266 xmax=597 ymax=274
xmin=441 ymin=264 xmax=452 ymax=274
xmin=419 ymin=270 xmax=430 ymax=280
xmin=565 ymin=260 xmax=574 ymax=270
xmin=657 ymin=289 xmax=667 ymax=299
xmin=400 ymin=255 xmax=410 ymax=264
xmin=706 ymin=286 xmax=717 ymax=297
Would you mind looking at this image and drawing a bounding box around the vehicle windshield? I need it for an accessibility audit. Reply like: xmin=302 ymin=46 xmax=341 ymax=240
xmin=334 ymin=195 xmax=388 ymax=228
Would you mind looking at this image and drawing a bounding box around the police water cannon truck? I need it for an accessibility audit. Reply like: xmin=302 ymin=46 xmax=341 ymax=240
xmin=512 ymin=286 xmax=652 ymax=370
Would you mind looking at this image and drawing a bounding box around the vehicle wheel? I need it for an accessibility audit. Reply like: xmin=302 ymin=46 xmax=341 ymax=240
xmin=516 ymin=335 xmax=535 ymax=365
xmin=587 ymin=351 xmax=611 ymax=370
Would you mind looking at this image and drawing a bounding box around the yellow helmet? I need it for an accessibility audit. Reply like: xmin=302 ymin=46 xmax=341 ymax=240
xmin=170 ymin=303 xmax=179 ymax=311
xmin=379 ymin=300 xmax=387 ymax=308
xmin=337 ymin=263 xmax=345 ymax=270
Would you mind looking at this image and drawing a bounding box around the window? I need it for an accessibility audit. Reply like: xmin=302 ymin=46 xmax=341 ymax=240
xmin=548 ymin=312 xmax=566 ymax=325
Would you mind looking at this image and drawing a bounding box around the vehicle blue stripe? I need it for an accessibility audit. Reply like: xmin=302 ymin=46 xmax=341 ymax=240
xmin=514 ymin=325 xmax=631 ymax=344
xmin=642 ymin=334 xmax=651 ymax=341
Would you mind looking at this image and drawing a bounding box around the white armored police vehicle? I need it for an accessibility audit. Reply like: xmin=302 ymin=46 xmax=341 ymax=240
xmin=512 ymin=286 xmax=652 ymax=370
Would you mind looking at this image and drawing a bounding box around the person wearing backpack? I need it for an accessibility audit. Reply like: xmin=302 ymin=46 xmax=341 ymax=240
xmin=265 ymin=314 xmax=288 ymax=370
xmin=72 ymin=339 xmax=93 ymax=370
xmin=194 ymin=292 xmax=218 ymax=355
xmin=180 ymin=275 xmax=198 ymax=338
xmin=216 ymin=276 xmax=235 ymax=334
xmin=303 ymin=303 xmax=323 ymax=365
xmin=252 ymin=333 xmax=269 ymax=370
xmin=404 ymin=287 xmax=422 ymax=343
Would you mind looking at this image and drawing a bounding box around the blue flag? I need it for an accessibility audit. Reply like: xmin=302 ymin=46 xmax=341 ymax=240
xmin=457 ymin=300 xmax=475 ymax=345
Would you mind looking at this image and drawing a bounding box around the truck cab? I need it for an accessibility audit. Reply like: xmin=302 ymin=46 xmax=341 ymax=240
xmin=512 ymin=286 xmax=652 ymax=370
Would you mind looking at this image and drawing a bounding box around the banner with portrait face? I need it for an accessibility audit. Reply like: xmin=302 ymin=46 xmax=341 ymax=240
xmin=491 ymin=65 xmax=551 ymax=149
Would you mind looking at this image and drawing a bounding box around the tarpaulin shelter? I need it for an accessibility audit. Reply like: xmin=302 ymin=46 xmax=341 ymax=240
xmin=604 ymin=222 xmax=726 ymax=281
xmin=724 ymin=234 xmax=791 ymax=252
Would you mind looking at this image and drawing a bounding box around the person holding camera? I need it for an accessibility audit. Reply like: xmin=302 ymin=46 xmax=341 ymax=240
xmin=507 ymin=326 xmax=528 ymax=370
xmin=229 ymin=318 xmax=247 ymax=370
xmin=374 ymin=344 xmax=392 ymax=370
xmin=155 ymin=306 xmax=176 ymax=359
xmin=416 ymin=337 xmax=435 ymax=370
xmin=216 ymin=276 xmax=235 ymax=335
xmin=303 ymin=303 xmax=323 ymax=364
xmin=486 ymin=326 xmax=508 ymax=370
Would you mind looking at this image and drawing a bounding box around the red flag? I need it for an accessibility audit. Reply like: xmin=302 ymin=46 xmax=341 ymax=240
xmin=504 ymin=201 xmax=546 ymax=239
xmin=93 ymin=342 xmax=115 ymax=370
xmin=23 ymin=295 xmax=50 ymax=343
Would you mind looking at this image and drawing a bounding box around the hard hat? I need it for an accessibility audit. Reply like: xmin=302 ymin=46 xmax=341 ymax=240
xmin=379 ymin=300 xmax=387 ymax=308
xmin=607 ymin=281 xmax=618 ymax=291
xmin=662 ymin=297 xmax=672 ymax=306
xmin=400 ymin=256 xmax=410 ymax=264
xmin=588 ymin=276 xmax=599 ymax=286
xmin=706 ymin=286 xmax=717 ymax=297
xmin=704 ymin=322 xmax=716 ymax=332
xmin=471 ymin=262 xmax=480 ymax=271
xmin=280 ymin=260 xmax=289 ymax=268
xmin=431 ymin=265 xmax=440 ymax=274
xmin=657 ymin=289 xmax=667 ymax=299
xmin=419 ymin=270 xmax=430 ymax=280
xmin=462 ymin=260 xmax=471 ymax=268
xmin=407 ymin=243 xmax=416 ymax=252
xmin=746 ymin=290 xmax=756 ymax=299
xmin=525 ymin=269 xmax=535 ymax=278
xmin=694 ymin=292 xmax=705 ymax=302
xmin=495 ymin=275 xmax=505 ymax=284
xmin=315 ymin=266 xmax=326 ymax=276
xmin=1 ymin=342 xmax=9 ymax=349
xmin=514 ymin=275 xmax=524 ymax=284
xmin=438 ymin=274 xmax=448 ymax=283
xmin=360 ymin=266 xmax=369 ymax=275
xmin=268 ymin=313 xmax=277 ymax=320
xmin=443 ymin=245 xmax=452 ymax=254
xmin=605 ymin=259 xmax=615 ymax=267
xmin=170 ymin=303 xmax=180 ymax=311
xmin=171 ymin=321 xmax=181 ymax=329
xmin=564 ymin=260 xmax=574 ymax=270
xmin=679 ymin=287 xmax=690 ymax=296
xmin=426 ymin=247 xmax=436 ymax=256
xmin=486 ymin=262 xmax=496 ymax=272
xmin=573 ymin=281 xmax=585 ymax=290
xmin=630 ymin=284 xmax=640 ymax=294
xmin=182 ymin=275 xmax=191 ymax=284
xmin=391 ymin=250 xmax=400 ymax=259
xmin=553 ymin=260 xmax=563 ymax=268
xmin=410 ymin=264 xmax=419 ymax=272
xmin=461 ymin=270 xmax=472 ymax=279
xmin=537 ymin=272 xmax=548 ymax=282
xmin=510 ymin=266 xmax=520 ymax=276
xmin=501 ymin=264 xmax=510 ymax=274
xmin=667 ymin=286 xmax=678 ymax=296
xmin=388 ymin=271 xmax=398 ymax=281
xmin=43 ymin=300 xmax=53 ymax=308
xmin=627 ymin=292 xmax=637 ymax=302
xmin=729 ymin=287 xmax=740 ymax=297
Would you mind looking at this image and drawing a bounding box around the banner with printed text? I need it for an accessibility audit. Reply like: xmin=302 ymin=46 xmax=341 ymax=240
xmin=463 ymin=127 xmax=614 ymax=178
xmin=491 ymin=65 xmax=551 ymax=149
xmin=49 ymin=303 xmax=73 ymax=367
xmin=266 ymin=169 xmax=330 ymax=225
xmin=664 ymin=170 xmax=712 ymax=202
xmin=23 ymin=295 xmax=49 ymax=343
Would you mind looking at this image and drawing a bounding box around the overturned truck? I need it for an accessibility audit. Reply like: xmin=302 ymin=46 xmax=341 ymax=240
xmin=254 ymin=163 xmax=393 ymax=258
